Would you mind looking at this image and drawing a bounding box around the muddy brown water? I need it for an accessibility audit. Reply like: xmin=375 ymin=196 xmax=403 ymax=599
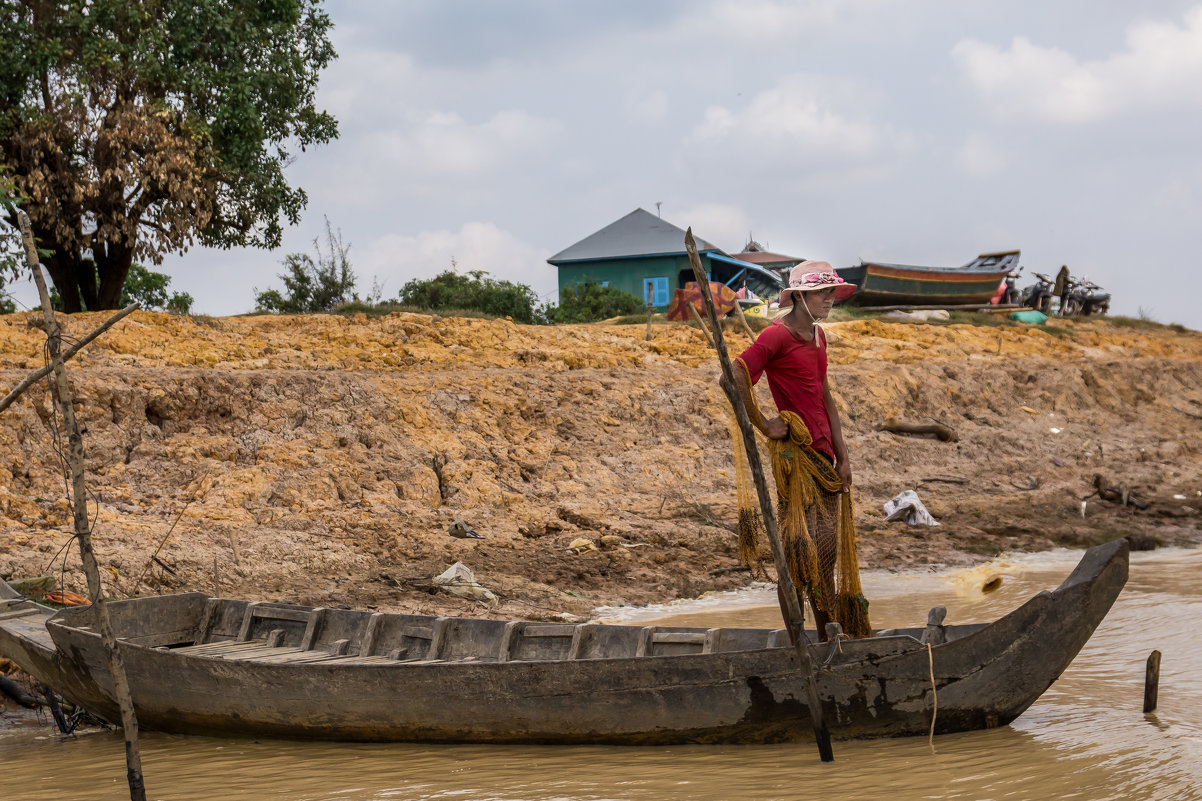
xmin=2 ymin=548 xmax=1200 ymax=801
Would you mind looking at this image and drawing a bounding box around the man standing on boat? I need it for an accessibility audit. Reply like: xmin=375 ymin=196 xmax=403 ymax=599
xmin=727 ymin=264 xmax=865 ymax=641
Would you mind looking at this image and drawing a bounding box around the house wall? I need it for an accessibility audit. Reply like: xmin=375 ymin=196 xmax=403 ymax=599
xmin=556 ymin=255 xmax=712 ymax=309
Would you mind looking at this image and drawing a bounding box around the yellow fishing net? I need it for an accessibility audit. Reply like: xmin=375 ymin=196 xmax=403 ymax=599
xmin=726 ymin=362 xmax=872 ymax=638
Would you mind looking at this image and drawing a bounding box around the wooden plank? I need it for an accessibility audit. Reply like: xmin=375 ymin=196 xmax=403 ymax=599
xmin=360 ymin=612 xmax=384 ymax=657
xmin=299 ymin=608 xmax=328 ymax=650
xmin=522 ymin=624 xmax=576 ymax=638
xmin=497 ymin=621 xmax=523 ymax=662
xmin=237 ymin=602 xmax=262 ymax=641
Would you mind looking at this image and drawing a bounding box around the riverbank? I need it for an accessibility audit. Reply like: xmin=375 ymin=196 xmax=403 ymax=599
xmin=0 ymin=310 xmax=1198 ymax=621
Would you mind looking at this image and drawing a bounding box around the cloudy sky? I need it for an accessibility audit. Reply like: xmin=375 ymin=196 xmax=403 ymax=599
xmin=15 ymin=0 xmax=1202 ymax=328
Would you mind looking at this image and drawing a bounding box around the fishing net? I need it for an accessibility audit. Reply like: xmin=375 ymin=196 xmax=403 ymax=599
xmin=726 ymin=361 xmax=872 ymax=638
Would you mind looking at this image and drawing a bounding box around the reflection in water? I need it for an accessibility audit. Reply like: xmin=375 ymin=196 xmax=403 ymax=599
xmin=2 ymin=548 xmax=1199 ymax=801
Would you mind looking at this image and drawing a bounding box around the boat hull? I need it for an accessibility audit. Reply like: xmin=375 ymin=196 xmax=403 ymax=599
xmin=838 ymin=251 xmax=1019 ymax=307
xmin=2 ymin=539 xmax=1128 ymax=744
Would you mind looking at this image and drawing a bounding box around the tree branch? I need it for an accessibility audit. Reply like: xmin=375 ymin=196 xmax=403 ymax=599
xmin=0 ymin=302 xmax=140 ymax=414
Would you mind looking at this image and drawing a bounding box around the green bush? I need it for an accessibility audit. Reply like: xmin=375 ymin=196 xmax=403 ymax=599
xmin=549 ymin=281 xmax=643 ymax=323
xmin=255 ymin=219 xmax=355 ymax=313
xmin=396 ymin=270 xmax=542 ymax=324
xmin=122 ymin=263 xmax=194 ymax=314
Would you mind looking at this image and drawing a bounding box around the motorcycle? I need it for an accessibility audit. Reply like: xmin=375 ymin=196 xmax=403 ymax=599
xmin=1019 ymin=272 xmax=1055 ymax=314
xmin=1061 ymin=277 xmax=1110 ymax=317
xmin=998 ymin=268 xmax=1023 ymax=305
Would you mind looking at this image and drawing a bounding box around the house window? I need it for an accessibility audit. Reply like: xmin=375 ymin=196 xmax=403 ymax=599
xmin=643 ymin=276 xmax=669 ymax=306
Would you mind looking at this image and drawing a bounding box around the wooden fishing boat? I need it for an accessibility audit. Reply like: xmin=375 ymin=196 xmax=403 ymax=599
xmin=0 ymin=539 xmax=1127 ymax=744
xmin=837 ymin=250 xmax=1019 ymax=306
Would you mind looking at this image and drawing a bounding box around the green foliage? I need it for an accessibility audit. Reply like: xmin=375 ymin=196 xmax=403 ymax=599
xmin=121 ymin=263 xmax=193 ymax=314
xmin=547 ymin=281 xmax=643 ymax=323
xmin=0 ymin=0 xmax=338 ymax=311
xmin=255 ymin=219 xmax=356 ymax=313
xmin=396 ymin=269 xmax=542 ymax=324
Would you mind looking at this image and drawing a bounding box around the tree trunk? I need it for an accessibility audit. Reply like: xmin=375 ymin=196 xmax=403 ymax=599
xmin=42 ymin=251 xmax=84 ymax=313
xmin=95 ymin=239 xmax=134 ymax=310
xmin=31 ymin=236 xmax=134 ymax=313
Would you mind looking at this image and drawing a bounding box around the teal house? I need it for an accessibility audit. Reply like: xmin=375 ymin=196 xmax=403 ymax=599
xmin=548 ymin=209 xmax=783 ymax=309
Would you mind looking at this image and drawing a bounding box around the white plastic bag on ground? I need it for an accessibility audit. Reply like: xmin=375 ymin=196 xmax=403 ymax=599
xmin=883 ymin=490 xmax=940 ymax=526
xmin=432 ymin=562 xmax=499 ymax=607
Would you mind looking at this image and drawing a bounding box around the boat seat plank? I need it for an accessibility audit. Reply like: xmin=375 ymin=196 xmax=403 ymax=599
xmin=175 ymin=639 xmax=271 ymax=656
xmin=635 ymin=627 xmax=724 ymax=657
xmin=0 ymin=606 xmax=42 ymax=622
xmin=252 ymin=649 xmax=348 ymax=664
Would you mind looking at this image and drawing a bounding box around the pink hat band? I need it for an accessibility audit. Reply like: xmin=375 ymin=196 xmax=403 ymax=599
xmin=779 ymin=260 xmax=857 ymax=305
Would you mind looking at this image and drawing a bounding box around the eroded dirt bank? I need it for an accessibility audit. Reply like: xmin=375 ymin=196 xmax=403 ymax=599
xmin=0 ymin=311 xmax=1199 ymax=619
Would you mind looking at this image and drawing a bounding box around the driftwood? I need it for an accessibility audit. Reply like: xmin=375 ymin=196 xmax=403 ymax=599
xmin=685 ymin=229 xmax=834 ymax=762
xmin=15 ymin=211 xmax=148 ymax=799
xmin=0 ymin=672 xmax=41 ymax=708
xmin=1092 ymin=475 xmax=1150 ymax=510
xmin=879 ymin=418 xmax=958 ymax=442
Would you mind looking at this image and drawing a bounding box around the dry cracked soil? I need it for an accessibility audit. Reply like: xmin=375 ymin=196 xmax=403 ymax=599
xmin=0 ymin=310 xmax=1199 ymax=623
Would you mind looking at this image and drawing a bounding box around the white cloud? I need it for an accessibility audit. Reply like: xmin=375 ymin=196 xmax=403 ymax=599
xmin=365 ymin=109 xmax=561 ymax=176
xmin=356 ymin=222 xmax=556 ymax=301
xmin=953 ymin=7 xmax=1202 ymax=123
xmin=685 ymin=76 xmax=893 ymax=163
xmin=671 ymin=0 xmax=856 ymax=45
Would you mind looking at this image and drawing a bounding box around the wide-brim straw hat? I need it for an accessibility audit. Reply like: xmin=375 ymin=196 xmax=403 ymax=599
xmin=777 ymin=261 xmax=857 ymax=307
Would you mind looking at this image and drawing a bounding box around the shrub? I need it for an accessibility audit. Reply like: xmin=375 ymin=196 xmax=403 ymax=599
xmin=548 ymin=281 xmax=643 ymax=323
xmin=255 ymin=218 xmax=356 ymax=313
xmin=396 ymin=270 xmax=542 ymax=324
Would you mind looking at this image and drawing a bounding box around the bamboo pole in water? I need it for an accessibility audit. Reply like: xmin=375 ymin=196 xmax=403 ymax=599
xmin=1144 ymin=650 xmax=1161 ymax=714
xmin=16 ymin=211 xmax=148 ymax=801
xmin=684 ymin=229 xmax=834 ymax=762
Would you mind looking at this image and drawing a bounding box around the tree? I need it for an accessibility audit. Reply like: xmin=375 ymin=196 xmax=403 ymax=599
xmin=121 ymin=263 xmax=193 ymax=314
xmin=397 ymin=269 xmax=543 ymax=323
xmin=0 ymin=0 xmax=338 ymax=312
xmin=254 ymin=218 xmax=355 ymax=313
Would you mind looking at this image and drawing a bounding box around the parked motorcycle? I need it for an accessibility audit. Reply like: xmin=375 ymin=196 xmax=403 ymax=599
xmin=1061 ymin=277 xmax=1110 ymax=316
xmin=1019 ymin=272 xmax=1055 ymax=314
xmin=993 ymin=268 xmax=1023 ymax=305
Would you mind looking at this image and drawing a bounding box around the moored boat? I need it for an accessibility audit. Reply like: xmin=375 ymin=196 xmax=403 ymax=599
xmin=838 ymin=250 xmax=1020 ymax=306
xmin=0 ymin=539 xmax=1128 ymax=744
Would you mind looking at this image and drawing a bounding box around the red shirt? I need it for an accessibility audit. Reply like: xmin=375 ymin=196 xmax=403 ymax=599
xmin=736 ymin=321 xmax=833 ymax=458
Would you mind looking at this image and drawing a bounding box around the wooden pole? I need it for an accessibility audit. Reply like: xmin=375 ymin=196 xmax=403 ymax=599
xmin=684 ymin=229 xmax=834 ymax=762
xmin=645 ymin=283 xmax=654 ymax=342
xmin=733 ymin=300 xmax=757 ymax=342
xmin=686 ymin=301 xmax=715 ymax=348
xmin=1143 ymin=650 xmax=1161 ymax=713
xmin=17 ymin=212 xmax=148 ymax=801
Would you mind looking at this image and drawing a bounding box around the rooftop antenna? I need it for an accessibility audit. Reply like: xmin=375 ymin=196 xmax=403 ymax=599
xmin=655 ymin=201 xmax=662 ymax=218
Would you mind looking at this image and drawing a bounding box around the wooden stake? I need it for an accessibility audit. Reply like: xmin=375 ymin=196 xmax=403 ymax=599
xmin=645 ymin=283 xmax=654 ymax=342
xmin=686 ymin=301 xmax=715 ymax=348
xmin=733 ymin=300 xmax=757 ymax=342
xmin=684 ymin=229 xmax=834 ymax=762
xmin=17 ymin=211 xmax=148 ymax=801
xmin=1144 ymin=650 xmax=1161 ymax=713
